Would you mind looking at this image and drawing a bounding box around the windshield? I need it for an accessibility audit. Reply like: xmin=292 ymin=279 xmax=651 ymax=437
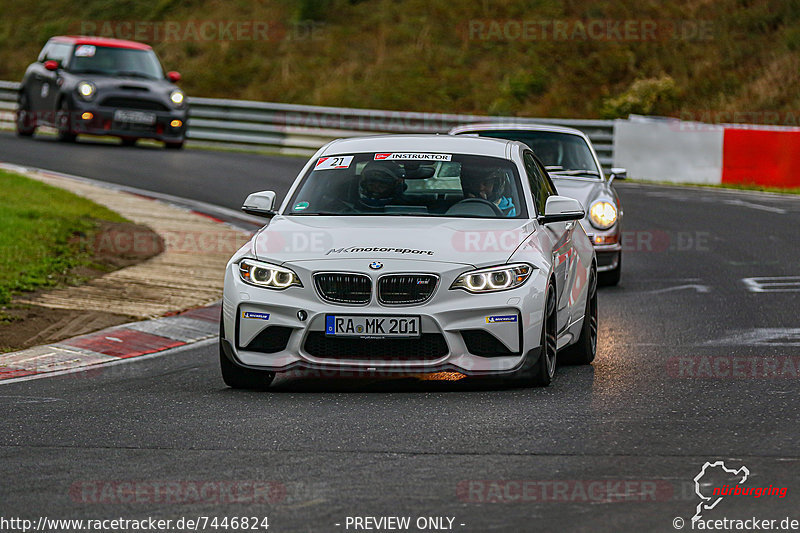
xmin=286 ymin=153 xmax=528 ymax=218
xmin=474 ymin=131 xmax=601 ymax=178
xmin=68 ymin=45 xmax=164 ymax=79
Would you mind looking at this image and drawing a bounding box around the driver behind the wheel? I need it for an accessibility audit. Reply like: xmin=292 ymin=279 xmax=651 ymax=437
xmin=357 ymin=161 xmax=407 ymax=208
xmin=460 ymin=168 xmax=516 ymax=216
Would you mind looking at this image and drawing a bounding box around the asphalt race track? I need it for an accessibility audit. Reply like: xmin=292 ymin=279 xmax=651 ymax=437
xmin=1 ymin=132 xmax=799 ymax=532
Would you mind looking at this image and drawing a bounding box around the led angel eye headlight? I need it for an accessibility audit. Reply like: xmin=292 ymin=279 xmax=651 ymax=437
xmin=589 ymin=201 xmax=617 ymax=230
xmin=238 ymin=259 xmax=302 ymax=290
xmin=451 ymin=263 xmax=533 ymax=293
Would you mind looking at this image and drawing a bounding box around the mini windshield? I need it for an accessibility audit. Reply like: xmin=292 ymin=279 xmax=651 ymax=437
xmin=286 ymin=153 xmax=527 ymax=218
xmin=475 ymin=131 xmax=601 ymax=178
xmin=68 ymin=45 xmax=164 ymax=79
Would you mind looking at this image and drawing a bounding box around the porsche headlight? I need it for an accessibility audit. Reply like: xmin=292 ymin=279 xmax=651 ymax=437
xmin=451 ymin=263 xmax=533 ymax=293
xmin=589 ymin=201 xmax=617 ymax=230
xmin=238 ymin=259 xmax=302 ymax=289
xmin=169 ymin=89 xmax=185 ymax=107
xmin=77 ymin=81 xmax=96 ymax=101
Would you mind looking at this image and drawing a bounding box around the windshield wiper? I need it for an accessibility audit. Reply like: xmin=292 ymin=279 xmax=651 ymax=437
xmin=115 ymin=71 xmax=158 ymax=79
xmin=550 ymin=169 xmax=601 ymax=177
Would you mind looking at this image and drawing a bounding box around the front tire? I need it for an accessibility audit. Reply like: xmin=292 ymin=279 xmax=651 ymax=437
xmin=220 ymin=347 xmax=275 ymax=389
xmin=56 ymin=100 xmax=76 ymax=142
xmin=15 ymin=93 xmax=36 ymax=137
xmin=516 ymin=283 xmax=558 ymax=387
xmin=561 ymin=268 xmax=598 ymax=365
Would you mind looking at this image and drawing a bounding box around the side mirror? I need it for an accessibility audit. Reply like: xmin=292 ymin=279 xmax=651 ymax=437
xmin=242 ymin=191 xmax=277 ymax=218
xmin=167 ymin=71 xmax=181 ymax=83
xmin=539 ymin=195 xmax=585 ymax=224
xmin=44 ymin=60 xmax=59 ymax=72
xmin=609 ymin=167 xmax=627 ymax=182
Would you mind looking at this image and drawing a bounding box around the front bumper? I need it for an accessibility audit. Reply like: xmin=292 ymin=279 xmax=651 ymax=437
xmin=70 ymin=98 xmax=187 ymax=141
xmin=221 ymin=259 xmax=548 ymax=375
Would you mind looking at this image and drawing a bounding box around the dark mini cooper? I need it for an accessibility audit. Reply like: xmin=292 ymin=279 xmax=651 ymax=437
xmin=16 ymin=36 xmax=187 ymax=149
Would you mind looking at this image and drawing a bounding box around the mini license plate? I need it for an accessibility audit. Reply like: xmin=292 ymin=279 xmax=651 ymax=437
xmin=325 ymin=315 xmax=421 ymax=338
xmin=113 ymin=110 xmax=156 ymax=125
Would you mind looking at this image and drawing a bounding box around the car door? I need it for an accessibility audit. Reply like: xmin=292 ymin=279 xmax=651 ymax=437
xmin=37 ymin=42 xmax=72 ymax=116
xmin=523 ymin=151 xmax=576 ymax=332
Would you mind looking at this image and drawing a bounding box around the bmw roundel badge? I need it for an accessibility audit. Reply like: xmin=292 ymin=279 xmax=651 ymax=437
xmin=369 ymin=261 xmax=383 ymax=270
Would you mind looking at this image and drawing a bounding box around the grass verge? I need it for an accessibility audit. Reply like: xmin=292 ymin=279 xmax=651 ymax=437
xmin=0 ymin=169 xmax=127 ymax=312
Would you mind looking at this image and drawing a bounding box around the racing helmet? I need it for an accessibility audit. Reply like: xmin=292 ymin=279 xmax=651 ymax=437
xmin=358 ymin=161 xmax=406 ymax=207
xmin=460 ymin=167 xmax=510 ymax=203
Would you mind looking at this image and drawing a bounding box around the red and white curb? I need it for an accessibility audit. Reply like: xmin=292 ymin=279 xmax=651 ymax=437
xmin=0 ymin=303 xmax=219 ymax=384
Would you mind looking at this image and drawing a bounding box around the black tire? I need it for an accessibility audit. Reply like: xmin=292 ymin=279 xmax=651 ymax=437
xmin=516 ymin=283 xmax=558 ymax=387
xmin=560 ymin=268 xmax=598 ymax=365
xmin=56 ymin=100 xmax=76 ymax=142
xmin=15 ymin=93 xmax=36 ymax=137
xmin=219 ymin=318 xmax=275 ymax=389
xmin=164 ymin=141 xmax=184 ymax=150
xmin=120 ymin=138 xmax=137 ymax=147
xmin=598 ymin=253 xmax=621 ymax=286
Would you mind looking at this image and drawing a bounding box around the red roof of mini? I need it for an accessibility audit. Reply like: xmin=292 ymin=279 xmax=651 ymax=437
xmin=51 ymin=36 xmax=152 ymax=50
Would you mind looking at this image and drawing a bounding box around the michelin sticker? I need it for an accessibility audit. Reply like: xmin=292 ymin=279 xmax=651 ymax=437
xmin=486 ymin=315 xmax=518 ymax=323
xmin=242 ymin=311 xmax=270 ymax=320
xmin=375 ymin=153 xmax=452 ymax=161
xmin=315 ymin=156 xmax=353 ymax=170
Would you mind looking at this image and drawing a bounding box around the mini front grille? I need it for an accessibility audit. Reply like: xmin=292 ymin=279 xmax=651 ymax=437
xmin=101 ymin=97 xmax=169 ymax=111
xmin=378 ymin=274 xmax=438 ymax=305
xmin=303 ymin=332 xmax=448 ymax=360
xmin=314 ymin=273 xmax=372 ymax=304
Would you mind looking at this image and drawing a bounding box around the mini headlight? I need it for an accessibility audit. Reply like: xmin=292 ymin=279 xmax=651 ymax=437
xmin=77 ymin=81 xmax=96 ymax=101
xmin=589 ymin=201 xmax=617 ymax=230
xmin=238 ymin=259 xmax=302 ymax=290
xmin=169 ymin=90 xmax=185 ymax=106
xmin=451 ymin=263 xmax=532 ymax=293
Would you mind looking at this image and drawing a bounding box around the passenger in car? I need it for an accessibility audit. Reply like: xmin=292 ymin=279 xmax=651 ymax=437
xmin=460 ymin=169 xmax=517 ymax=216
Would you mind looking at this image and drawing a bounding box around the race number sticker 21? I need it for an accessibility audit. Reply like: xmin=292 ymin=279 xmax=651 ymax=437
xmin=315 ymin=156 xmax=353 ymax=170
xmin=375 ymin=153 xmax=452 ymax=161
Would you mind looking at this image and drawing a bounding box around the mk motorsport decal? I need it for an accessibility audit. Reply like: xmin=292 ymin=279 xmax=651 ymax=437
xmin=326 ymin=246 xmax=434 ymax=256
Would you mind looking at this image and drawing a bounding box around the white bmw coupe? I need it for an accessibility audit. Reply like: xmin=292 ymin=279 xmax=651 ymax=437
xmin=220 ymin=135 xmax=597 ymax=389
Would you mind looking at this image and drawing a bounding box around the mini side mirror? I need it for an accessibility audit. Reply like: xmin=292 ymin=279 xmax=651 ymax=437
xmin=44 ymin=60 xmax=59 ymax=71
xmin=539 ymin=195 xmax=585 ymax=224
xmin=242 ymin=191 xmax=277 ymax=218
xmin=167 ymin=71 xmax=181 ymax=83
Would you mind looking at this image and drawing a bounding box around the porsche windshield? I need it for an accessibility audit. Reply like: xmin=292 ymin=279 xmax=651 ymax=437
xmin=476 ymin=131 xmax=601 ymax=178
xmin=68 ymin=45 xmax=164 ymax=79
xmin=286 ymin=153 xmax=527 ymax=218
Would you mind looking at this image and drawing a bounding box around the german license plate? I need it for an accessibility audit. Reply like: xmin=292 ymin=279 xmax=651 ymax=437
xmin=113 ymin=110 xmax=156 ymax=125
xmin=325 ymin=315 xmax=421 ymax=338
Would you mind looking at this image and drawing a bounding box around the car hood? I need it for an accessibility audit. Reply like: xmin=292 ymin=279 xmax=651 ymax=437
xmin=67 ymin=73 xmax=176 ymax=94
xmin=252 ymin=216 xmax=536 ymax=268
xmin=550 ymin=177 xmax=609 ymax=210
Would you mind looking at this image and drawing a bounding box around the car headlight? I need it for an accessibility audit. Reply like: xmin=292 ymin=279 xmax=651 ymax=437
xmin=450 ymin=263 xmax=533 ymax=293
xmin=77 ymin=81 xmax=96 ymax=101
xmin=589 ymin=201 xmax=617 ymax=230
xmin=169 ymin=89 xmax=185 ymax=107
xmin=238 ymin=259 xmax=302 ymax=289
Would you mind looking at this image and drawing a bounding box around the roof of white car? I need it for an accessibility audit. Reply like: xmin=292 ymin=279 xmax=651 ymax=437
xmin=319 ymin=134 xmax=514 ymax=158
xmin=449 ymin=122 xmax=588 ymax=138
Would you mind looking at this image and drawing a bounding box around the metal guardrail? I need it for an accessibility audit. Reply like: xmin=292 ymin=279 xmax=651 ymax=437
xmin=0 ymin=80 xmax=614 ymax=165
